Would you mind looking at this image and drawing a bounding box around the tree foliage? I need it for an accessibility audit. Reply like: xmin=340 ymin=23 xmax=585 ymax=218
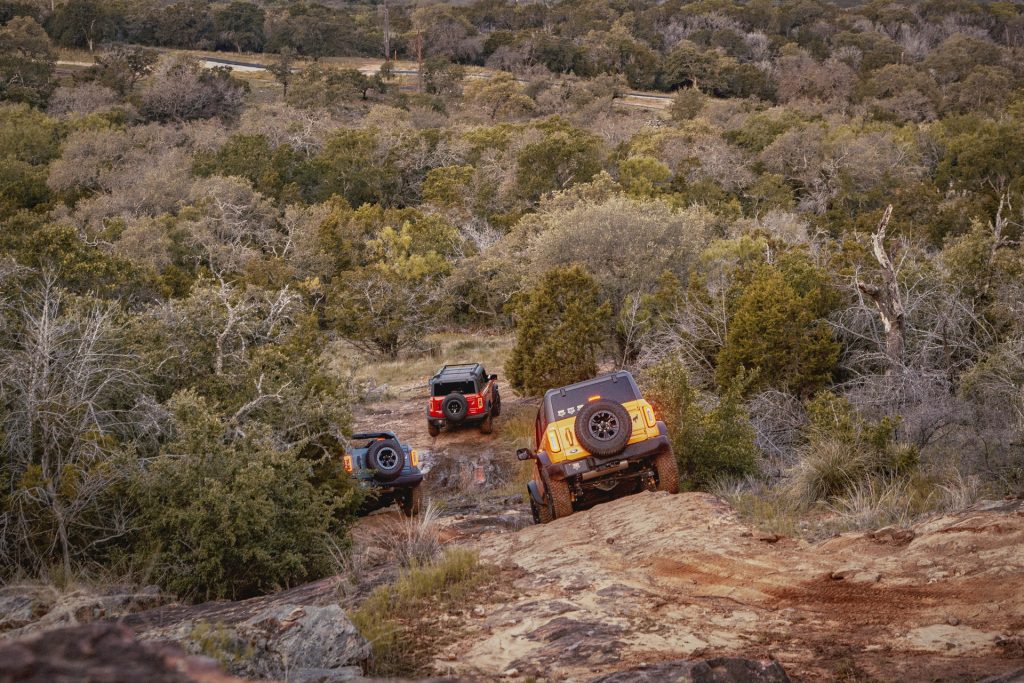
xmin=507 ymin=265 xmax=611 ymax=396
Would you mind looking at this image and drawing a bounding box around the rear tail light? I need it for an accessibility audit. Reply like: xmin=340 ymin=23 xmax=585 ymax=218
xmin=410 ymin=449 xmax=419 ymax=467
xmin=563 ymin=428 xmax=574 ymax=446
xmin=644 ymin=405 xmax=656 ymax=428
xmin=548 ymin=430 xmax=561 ymax=452
xmin=343 ymin=455 xmax=353 ymax=473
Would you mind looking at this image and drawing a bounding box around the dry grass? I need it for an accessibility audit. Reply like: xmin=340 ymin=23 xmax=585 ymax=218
xmin=333 ymin=332 xmax=514 ymax=402
xmin=348 ymin=547 xmax=492 ymax=676
xmin=788 ymin=437 xmax=870 ymax=504
xmin=370 ymin=501 xmax=444 ymax=569
xmin=712 ymin=477 xmax=803 ymax=538
xmin=718 ymin=465 xmax=987 ymax=540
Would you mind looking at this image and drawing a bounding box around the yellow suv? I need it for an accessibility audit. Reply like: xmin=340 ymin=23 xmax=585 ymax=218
xmin=516 ymin=371 xmax=678 ymax=523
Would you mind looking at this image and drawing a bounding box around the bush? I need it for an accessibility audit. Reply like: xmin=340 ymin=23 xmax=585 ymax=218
xmin=789 ymin=392 xmax=919 ymax=504
xmin=506 ymin=265 xmax=611 ymax=396
xmin=139 ymin=58 xmax=247 ymax=123
xmin=133 ymin=391 xmax=357 ymax=601
xmin=643 ymin=358 xmax=758 ymax=489
xmin=715 ymin=264 xmax=839 ymax=397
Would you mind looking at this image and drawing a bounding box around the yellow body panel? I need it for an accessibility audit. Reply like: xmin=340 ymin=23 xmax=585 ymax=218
xmin=545 ymin=398 xmax=660 ymax=464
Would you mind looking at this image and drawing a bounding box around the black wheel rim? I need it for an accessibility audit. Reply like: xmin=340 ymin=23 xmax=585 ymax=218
xmin=588 ymin=410 xmax=620 ymax=441
xmin=447 ymin=400 xmax=462 ymax=415
xmin=377 ymin=447 xmax=399 ymax=470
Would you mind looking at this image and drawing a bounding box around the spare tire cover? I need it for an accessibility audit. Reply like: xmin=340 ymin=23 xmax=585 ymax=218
xmin=367 ymin=439 xmax=404 ymax=481
xmin=442 ymin=393 xmax=469 ymax=423
xmin=574 ymin=399 xmax=632 ymax=457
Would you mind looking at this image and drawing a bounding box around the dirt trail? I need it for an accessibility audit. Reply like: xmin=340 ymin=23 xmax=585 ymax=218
xmin=426 ymin=492 xmax=1024 ymax=681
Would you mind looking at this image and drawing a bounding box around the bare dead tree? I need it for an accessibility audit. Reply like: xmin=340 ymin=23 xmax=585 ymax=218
xmin=639 ymin=283 xmax=729 ymax=387
xmin=0 ymin=278 xmax=156 ymax=577
xmin=855 ymin=205 xmax=906 ymax=374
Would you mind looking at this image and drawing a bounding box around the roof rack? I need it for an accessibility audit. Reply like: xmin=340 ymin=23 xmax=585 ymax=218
xmin=432 ymin=363 xmax=482 ymax=378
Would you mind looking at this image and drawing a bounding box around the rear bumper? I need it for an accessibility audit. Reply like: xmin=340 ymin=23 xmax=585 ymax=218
xmin=428 ymin=414 xmax=487 ymax=427
xmin=544 ymin=434 xmax=672 ymax=482
xmin=359 ymin=471 xmax=424 ymax=490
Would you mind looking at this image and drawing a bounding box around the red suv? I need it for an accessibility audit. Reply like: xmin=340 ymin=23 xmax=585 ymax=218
xmin=427 ymin=364 xmax=501 ymax=436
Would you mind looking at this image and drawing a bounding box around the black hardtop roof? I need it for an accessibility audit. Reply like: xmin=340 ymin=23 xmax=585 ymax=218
xmin=543 ymin=371 xmax=639 ymax=403
xmin=351 ymin=431 xmax=398 ymax=441
xmin=431 ymin=363 xmax=483 ymax=381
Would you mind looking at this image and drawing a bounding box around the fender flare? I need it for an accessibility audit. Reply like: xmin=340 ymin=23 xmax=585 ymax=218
xmin=526 ymin=480 xmax=545 ymax=507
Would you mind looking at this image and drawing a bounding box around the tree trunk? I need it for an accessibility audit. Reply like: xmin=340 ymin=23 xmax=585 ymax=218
xmin=856 ymin=205 xmax=905 ymax=373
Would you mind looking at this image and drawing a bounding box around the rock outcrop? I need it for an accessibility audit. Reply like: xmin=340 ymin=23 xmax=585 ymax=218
xmin=0 ymin=622 xmax=245 ymax=683
xmin=437 ymin=492 xmax=1024 ymax=682
xmin=119 ymin=578 xmax=369 ymax=682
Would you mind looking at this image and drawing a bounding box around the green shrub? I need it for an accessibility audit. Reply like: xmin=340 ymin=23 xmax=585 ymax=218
xmin=643 ymin=358 xmax=759 ymax=489
xmin=133 ymin=391 xmax=357 ymax=601
xmin=715 ymin=264 xmax=840 ymax=397
xmin=506 ymin=265 xmax=611 ymax=396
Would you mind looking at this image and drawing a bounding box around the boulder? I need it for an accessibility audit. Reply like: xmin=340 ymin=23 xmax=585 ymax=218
xmin=587 ymin=657 xmax=791 ymax=683
xmin=0 ymin=621 xmax=245 ymax=683
xmin=231 ymin=603 xmax=370 ymax=680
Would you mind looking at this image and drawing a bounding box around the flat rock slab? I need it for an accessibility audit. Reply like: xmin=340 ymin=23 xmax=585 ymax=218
xmin=588 ymin=657 xmax=791 ymax=683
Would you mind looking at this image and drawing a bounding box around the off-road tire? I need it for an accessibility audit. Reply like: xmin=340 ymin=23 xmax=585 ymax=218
xmin=542 ymin=470 xmax=574 ymax=519
xmin=442 ymin=393 xmax=469 ymax=423
xmin=366 ymin=439 xmax=404 ymax=481
xmin=480 ymin=412 xmax=493 ymax=434
xmin=653 ymin=449 xmax=679 ymax=494
xmin=491 ymin=389 xmax=502 ymax=417
xmin=574 ymin=399 xmax=632 ymax=456
xmin=400 ymin=485 xmax=422 ymax=517
xmin=427 ymin=422 xmax=440 ymax=437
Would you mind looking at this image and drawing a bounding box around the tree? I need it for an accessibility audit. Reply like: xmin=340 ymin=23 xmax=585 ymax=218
xmin=45 ymin=0 xmax=120 ymax=52
xmin=267 ymin=46 xmax=294 ymax=97
xmin=463 ymin=71 xmax=535 ymax=120
xmin=88 ymin=44 xmax=157 ymax=95
xmin=506 ymin=265 xmax=611 ymax=396
xmin=287 ymin=65 xmax=385 ymax=109
xmin=213 ymin=1 xmax=264 ymax=53
xmin=716 ymin=263 xmax=840 ymax=397
xmin=155 ymin=0 xmax=212 ymax=49
xmin=0 ymin=16 xmax=55 ymax=106
xmin=328 ymin=268 xmax=440 ymax=359
xmin=420 ymin=56 xmax=464 ymax=96
xmin=139 ymin=58 xmax=247 ymax=122
xmin=643 ymin=358 xmax=758 ymax=489
xmin=0 ymin=280 xmax=155 ymax=578
xmin=515 ymin=118 xmax=603 ymax=202
xmin=0 ymin=103 xmax=59 ymax=216
xmin=855 ymin=205 xmax=905 ymax=374
xmin=525 ymin=195 xmax=713 ymax=358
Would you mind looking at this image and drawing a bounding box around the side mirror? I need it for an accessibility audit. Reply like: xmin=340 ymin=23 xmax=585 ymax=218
xmin=489 ymin=374 xmax=498 ymax=381
xmin=516 ymin=448 xmax=534 ymax=461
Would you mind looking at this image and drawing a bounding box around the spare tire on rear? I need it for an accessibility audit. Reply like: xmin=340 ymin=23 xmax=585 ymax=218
xmin=574 ymin=399 xmax=632 ymax=456
xmin=367 ymin=439 xmax=404 ymax=481
xmin=442 ymin=393 xmax=469 ymax=423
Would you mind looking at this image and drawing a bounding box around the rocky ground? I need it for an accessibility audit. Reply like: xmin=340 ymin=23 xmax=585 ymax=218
xmin=3 ymin=373 xmax=1023 ymax=682
xmin=435 ymin=492 xmax=1024 ymax=682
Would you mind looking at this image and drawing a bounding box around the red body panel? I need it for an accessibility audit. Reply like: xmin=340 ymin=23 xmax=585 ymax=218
xmin=428 ymin=381 xmax=494 ymax=419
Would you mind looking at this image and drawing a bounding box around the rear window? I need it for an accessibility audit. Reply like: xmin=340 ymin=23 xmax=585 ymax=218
xmin=432 ymin=380 xmax=476 ymax=396
xmin=547 ymin=376 xmax=640 ymax=420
